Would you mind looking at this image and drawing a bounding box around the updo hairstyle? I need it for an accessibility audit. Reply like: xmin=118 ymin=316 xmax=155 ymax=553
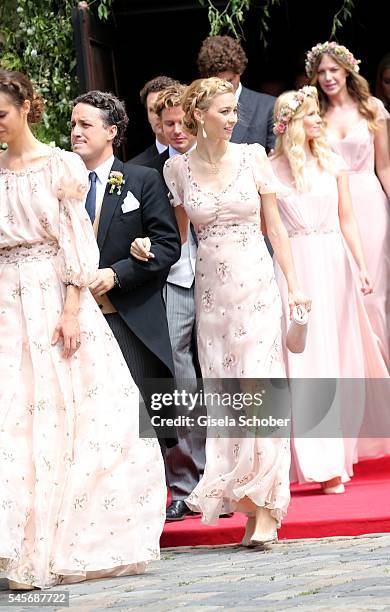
xmin=181 ymin=77 xmax=234 ymax=136
xmin=0 ymin=70 xmax=44 ymax=123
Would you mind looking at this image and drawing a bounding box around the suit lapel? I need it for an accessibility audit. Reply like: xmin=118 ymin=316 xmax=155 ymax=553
xmin=232 ymin=86 xmax=253 ymax=143
xmin=97 ymin=157 xmax=125 ymax=250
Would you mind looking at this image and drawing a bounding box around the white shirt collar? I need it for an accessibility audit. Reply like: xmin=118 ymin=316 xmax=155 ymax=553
xmin=168 ymin=143 xmax=196 ymax=158
xmin=235 ymin=82 xmax=242 ymax=100
xmin=156 ymin=139 xmax=168 ymax=154
xmin=92 ymin=155 xmax=115 ymax=186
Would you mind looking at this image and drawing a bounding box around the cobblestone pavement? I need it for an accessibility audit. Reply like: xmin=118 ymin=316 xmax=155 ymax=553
xmin=1 ymin=533 xmax=389 ymax=611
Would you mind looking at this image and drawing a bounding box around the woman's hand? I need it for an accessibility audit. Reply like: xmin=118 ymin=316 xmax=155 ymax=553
xmin=288 ymin=289 xmax=312 ymax=319
xmin=130 ymin=237 xmax=154 ymax=262
xmin=359 ymin=269 xmax=374 ymax=295
xmin=51 ymin=311 xmax=81 ymax=359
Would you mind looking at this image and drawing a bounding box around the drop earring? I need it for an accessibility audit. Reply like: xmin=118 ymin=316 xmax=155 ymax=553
xmin=201 ymin=120 xmax=207 ymax=139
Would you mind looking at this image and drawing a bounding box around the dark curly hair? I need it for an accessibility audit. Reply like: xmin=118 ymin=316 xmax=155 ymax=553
xmin=197 ymin=36 xmax=248 ymax=77
xmin=139 ymin=75 xmax=180 ymax=107
xmin=73 ymin=90 xmax=129 ymax=146
xmin=0 ymin=69 xmax=44 ymax=123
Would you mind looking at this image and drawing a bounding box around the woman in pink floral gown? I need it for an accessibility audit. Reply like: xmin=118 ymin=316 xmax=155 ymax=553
xmin=0 ymin=70 xmax=166 ymax=589
xmin=162 ymin=78 xmax=310 ymax=547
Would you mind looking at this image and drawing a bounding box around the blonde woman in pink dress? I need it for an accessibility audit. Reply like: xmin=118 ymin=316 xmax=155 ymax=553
xmin=0 ymin=70 xmax=166 ymax=590
xmin=270 ymin=86 xmax=389 ymax=492
xmin=160 ymin=78 xmax=310 ymax=546
xmin=305 ymin=42 xmax=390 ymax=369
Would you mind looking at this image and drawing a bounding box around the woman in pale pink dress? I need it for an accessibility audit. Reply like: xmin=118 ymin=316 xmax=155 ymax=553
xmin=306 ymin=42 xmax=390 ymax=367
xmin=0 ymin=70 xmax=166 ymax=590
xmin=306 ymin=42 xmax=390 ymax=458
xmin=158 ymin=78 xmax=309 ymax=546
xmin=271 ymin=86 xmax=389 ymax=492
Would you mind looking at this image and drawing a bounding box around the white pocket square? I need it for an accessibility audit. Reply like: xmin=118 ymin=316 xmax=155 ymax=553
xmin=121 ymin=191 xmax=140 ymax=213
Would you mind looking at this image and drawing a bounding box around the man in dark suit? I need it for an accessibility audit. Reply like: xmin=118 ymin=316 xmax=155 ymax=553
xmin=71 ymin=90 xmax=181 ymax=445
xmin=197 ymin=35 xmax=276 ymax=152
xmin=132 ymin=85 xmax=205 ymax=521
xmin=130 ymin=75 xmax=180 ymax=165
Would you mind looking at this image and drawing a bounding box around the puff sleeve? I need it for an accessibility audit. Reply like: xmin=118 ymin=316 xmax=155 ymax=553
xmin=372 ymin=96 xmax=390 ymax=122
xmin=163 ymin=155 xmax=184 ymax=207
xmin=248 ymin=143 xmax=278 ymax=195
xmin=54 ymin=150 xmax=99 ymax=287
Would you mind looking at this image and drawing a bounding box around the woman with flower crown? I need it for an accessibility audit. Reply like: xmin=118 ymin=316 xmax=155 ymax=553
xmin=305 ymin=42 xmax=390 ymax=375
xmin=0 ymin=69 xmax=166 ymax=590
xmin=270 ymin=86 xmax=389 ymax=492
xmin=133 ymin=76 xmax=311 ymax=547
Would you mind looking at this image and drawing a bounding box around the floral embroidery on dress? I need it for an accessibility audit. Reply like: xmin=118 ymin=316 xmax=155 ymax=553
xmin=39 ymin=213 xmax=51 ymax=231
xmin=223 ymin=353 xmax=237 ymax=370
xmin=202 ymin=289 xmax=215 ymax=312
xmin=73 ymin=493 xmax=88 ymax=510
xmin=216 ymin=261 xmax=231 ymax=283
xmin=5 ymin=211 xmax=16 ymax=224
xmin=191 ymin=195 xmax=202 ymax=209
xmin=205 ymin=488 xmax=223 ymax=498
xmin=103 ymin=496 xmax=117 ymax=510
xmin=236 ymin=474 xmax=251 ymax=484
xmin=253 ymin=300 xmax=266 ymax=312
xmin=234 ymin=327 xmax=247 ymax=338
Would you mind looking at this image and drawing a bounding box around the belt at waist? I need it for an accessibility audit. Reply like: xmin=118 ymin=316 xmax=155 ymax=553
xmin=0 ymin=241 xmax=59 ymax=263
xmin=287 ymin=228 xmax=340 ymax=238
xmin=197 ymin=222 xmax=260 ymax=241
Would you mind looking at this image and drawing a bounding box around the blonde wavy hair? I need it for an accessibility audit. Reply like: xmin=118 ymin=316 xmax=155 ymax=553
xmin=153 ymin=83 xmax=186 ymax=117
xmin=273 ymin=90 xmax=337 ymax=192
xmin=181 ymin=77 xmax=234 ymax=136
xmin=310 ymin=52 xmax=378 ymax=131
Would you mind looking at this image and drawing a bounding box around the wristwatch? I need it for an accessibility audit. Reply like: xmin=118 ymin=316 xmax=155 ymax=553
xmin=111 ymin=268 xmax=121 ymax=288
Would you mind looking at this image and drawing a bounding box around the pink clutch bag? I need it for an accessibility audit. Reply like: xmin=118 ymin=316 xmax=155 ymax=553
xmin=286 ymin=306 xmax=309 ymax=353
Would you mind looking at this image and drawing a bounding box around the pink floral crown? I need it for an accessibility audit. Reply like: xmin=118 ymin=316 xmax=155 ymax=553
xmin=273 ymin=86 xmax=318 ymax=136
xmin=305 ymin=41 xmax=361 ymax=79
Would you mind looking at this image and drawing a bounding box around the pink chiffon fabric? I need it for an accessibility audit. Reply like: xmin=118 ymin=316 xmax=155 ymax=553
xmin=0 ymin=149 xmax=166 ymax=588
xmin=271 ymin=155 xmax=389 ymax=484
xmin=326 ymin=98 xmax=390 ymax=459
xmin=164 ymin=143 xmax=291 ymax=526
xmin=326 ymin=98 xmax=390 ymax=367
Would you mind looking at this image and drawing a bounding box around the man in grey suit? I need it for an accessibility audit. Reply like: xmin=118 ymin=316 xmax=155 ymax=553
xmin=197 ymin=35 xmax=275 ymax=152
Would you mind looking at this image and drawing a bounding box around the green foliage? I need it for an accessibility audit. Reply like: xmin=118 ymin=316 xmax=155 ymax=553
xmin=330 ymin=0 xmax=355 ymax=39
xmin=0 ymin=0 xmax=113 ymax=148
xmin=199 ymin=0 xmax=355 ymax=44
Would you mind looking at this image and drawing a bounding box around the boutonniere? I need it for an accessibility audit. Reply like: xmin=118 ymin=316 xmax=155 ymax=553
xmin=107 ymin=171 xmax=125 ymax=195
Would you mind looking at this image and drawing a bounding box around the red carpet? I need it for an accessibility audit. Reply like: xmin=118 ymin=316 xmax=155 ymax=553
xmin=161 ymin=455 xmax=390 ymax=547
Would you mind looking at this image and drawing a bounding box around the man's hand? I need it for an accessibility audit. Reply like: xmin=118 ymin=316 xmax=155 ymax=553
xmin=89 ymin=268 xmax=116 ymax=297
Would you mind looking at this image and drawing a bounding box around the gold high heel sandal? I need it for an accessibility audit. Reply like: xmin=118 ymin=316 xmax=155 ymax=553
xmin=249 ymin=506 xmax=278 ymax=546
xmin=241 ymin=514 xmax=256 ymax=547
xmin=8 ymin=580 xmax=34 ymax=591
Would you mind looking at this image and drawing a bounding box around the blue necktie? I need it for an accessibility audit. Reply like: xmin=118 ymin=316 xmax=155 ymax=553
xmin=85 ymin=171 xmax=97 ymax=223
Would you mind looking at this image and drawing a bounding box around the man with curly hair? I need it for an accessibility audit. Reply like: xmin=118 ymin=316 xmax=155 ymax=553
xmin=197 ymin=35 xmax=275 ymax=151
xmin=71 ymin=90 xmax=181 ymax=446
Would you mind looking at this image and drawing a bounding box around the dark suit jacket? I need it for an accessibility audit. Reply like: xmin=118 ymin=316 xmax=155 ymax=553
xmin=140 ymin=148 xmax=169 ymax=176
xmin=137 ymin=149 xmax=199 ymax=247
xmin=97 ymin=157 xmax=181 ymax=377
xmin=129 ymin=143 xmax=165 ymax=166
xmin=231 ymin=86 xmax=276 ymax=152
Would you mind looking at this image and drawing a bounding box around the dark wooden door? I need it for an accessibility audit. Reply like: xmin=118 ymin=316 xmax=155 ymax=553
xmin=72 ymin=3 xmax=118 ymax=94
